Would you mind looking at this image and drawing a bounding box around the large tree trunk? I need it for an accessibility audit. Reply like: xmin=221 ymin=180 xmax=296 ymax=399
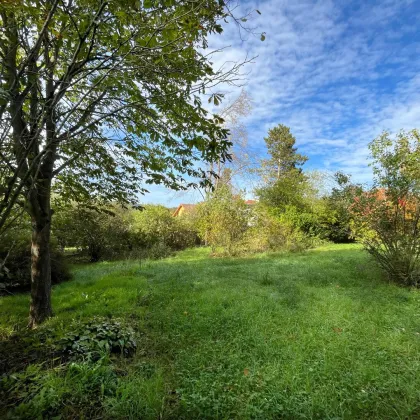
xmin=28 ymin=187 xmax=53 ymax=328
xmin=27 ymin=35 xmax=57 ymax=327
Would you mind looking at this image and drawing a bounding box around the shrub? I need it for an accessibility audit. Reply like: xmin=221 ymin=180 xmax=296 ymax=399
xmin=133 ymin=204 xmax=198 ymax=252
xmin=278 ymin=205 xmax=324 ymax=238
xmin=195 ymin=186 xmax=249 ymax=255
xmin=53 ymin=203 xmax=198 ymax=262
xmin=320 ymin=172 xmax=361 ymax=243
xmin=351 ymin=130 xmax=420 ymax=286
xmin=255 ymin=167 xmax=334 ymax=247
xmin=0 ymin=219 xmax=71 ymax=294
xmin=146 ymin=242 xmax=173 ymax=259
xmin=241 ymin=205 xmax=318 ymax=254
xmin=53 ymin=204 xmax=134 ymax=262
xmin=352 ymin=188 xmax=420 ymax=286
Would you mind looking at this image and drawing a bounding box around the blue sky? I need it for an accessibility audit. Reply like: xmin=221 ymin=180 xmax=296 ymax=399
xmin=143 ymin=0 xmax=420 ymax=206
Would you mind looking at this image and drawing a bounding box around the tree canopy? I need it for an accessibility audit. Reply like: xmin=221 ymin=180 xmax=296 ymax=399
xmin=0 ymin=0 xmax=253 ymax=326
xmin=0 ymin=0 xmax=245 ymax=224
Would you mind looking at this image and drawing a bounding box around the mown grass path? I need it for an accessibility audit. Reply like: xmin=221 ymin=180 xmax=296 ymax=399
xmin=2 ymin=244 xmax=420 ymax=418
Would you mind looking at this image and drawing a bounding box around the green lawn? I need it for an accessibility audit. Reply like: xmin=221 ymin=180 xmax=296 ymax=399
xmin=2 ymin=244 xmax=420 ymax=419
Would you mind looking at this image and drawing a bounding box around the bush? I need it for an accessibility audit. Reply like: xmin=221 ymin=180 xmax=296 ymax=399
xmin=132 ymin=205 xmax=198 ymax=253
xmin=351 ymin=130 xmax=420 ymax=286
xmin=242 ymin=205 xmax=318 ymax=254
xmin=143 ymin=241 xmax=173 ymax=259
xmin=0 ymin=220 xmax=71 ymax=294
xmin=54 ymin=204 xmax=134 ymax=262
xmin=278 ymin=205 xmax=323 ymax=238
xmin=195 ymin=186 xmax=249 ymax=255
xmin=53 ymin=203 xmax=199 ymax=262
xmin=319 ymin=172 xmax=361 ymax=243
xmin=352 ymin=188 xmax=420 ymax=286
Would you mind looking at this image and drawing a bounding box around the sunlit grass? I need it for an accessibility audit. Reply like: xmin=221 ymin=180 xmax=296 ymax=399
xmin=2 ymin=244 xmax=420 ymax=418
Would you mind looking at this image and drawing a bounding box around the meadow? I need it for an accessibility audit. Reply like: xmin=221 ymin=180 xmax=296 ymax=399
xmin=2 ymin=244 xmax=420 ymax=419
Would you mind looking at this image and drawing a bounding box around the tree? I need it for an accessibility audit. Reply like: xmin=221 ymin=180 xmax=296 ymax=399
xmin=256 ymin=125 xmax=308 ymax=210
xmin=263 ymin=124 xmax=308 ymax=181
xmin=0 ymin=0 xmax=254 ymax=327
xmin=210 ymin=90 xmax=254 ymax=189
xmin=351 ymin=130 xmax=420 ymax=286
xmin=321 ymin=172 xmax=362 ymax=243
xmin=256 ymin=175 xmax=308 ymax=211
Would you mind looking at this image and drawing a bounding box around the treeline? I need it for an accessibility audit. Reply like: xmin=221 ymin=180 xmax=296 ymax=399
xmin=0 ymin=125 xmax=353 ymax=293
xmin=191 ymin=125 xmax=357 ymax=256
xmin=0 ymin=170 xmax=355 ymax=295
xmin=2 ymin=127 xmax=420 ymax=295
xmin=0 ymin=205 xmax=198 ymax=293
xmin=54 ymin=204 xmax=199 ymax=262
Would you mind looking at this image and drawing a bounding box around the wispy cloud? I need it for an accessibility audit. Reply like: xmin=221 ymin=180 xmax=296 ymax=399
xmin=207 ymin=0 xmax=420 ymax=183
xmin=146 ymin=0 xmax=420 ymax=205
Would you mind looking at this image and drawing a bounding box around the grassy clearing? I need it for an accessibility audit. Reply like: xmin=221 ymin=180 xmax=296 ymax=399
xmin=2 ymin=244 xmax=420 ymax=418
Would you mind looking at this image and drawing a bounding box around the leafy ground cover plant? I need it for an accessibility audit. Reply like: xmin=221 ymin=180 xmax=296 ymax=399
xmin=59 ymin=317 xmax=137 ymax=359
xmin=1 ymin=317 xmax=137 ymax=418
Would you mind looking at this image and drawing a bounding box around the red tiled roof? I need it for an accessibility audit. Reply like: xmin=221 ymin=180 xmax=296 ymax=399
xmin=172 ymin=203 xmax=197 ymax=217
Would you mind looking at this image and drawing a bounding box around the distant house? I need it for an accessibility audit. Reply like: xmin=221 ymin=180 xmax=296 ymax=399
xmin=173 ymin=200 xmax=257 ymax=217
xmin=172 ymin=203 xmax=197 ymax=217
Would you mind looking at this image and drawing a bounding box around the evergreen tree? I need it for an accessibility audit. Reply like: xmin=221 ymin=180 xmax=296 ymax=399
xmin=256 ymin=125 xmax=309 ymax=210
xmin=264 ymin=124 xmax=308 ymax=180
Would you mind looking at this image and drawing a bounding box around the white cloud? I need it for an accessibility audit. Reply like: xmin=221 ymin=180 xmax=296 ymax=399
xmin=200 ymin=0 xmax=420 ymax=186
xmin=145 ymin=0 xmax=420 ymax=205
